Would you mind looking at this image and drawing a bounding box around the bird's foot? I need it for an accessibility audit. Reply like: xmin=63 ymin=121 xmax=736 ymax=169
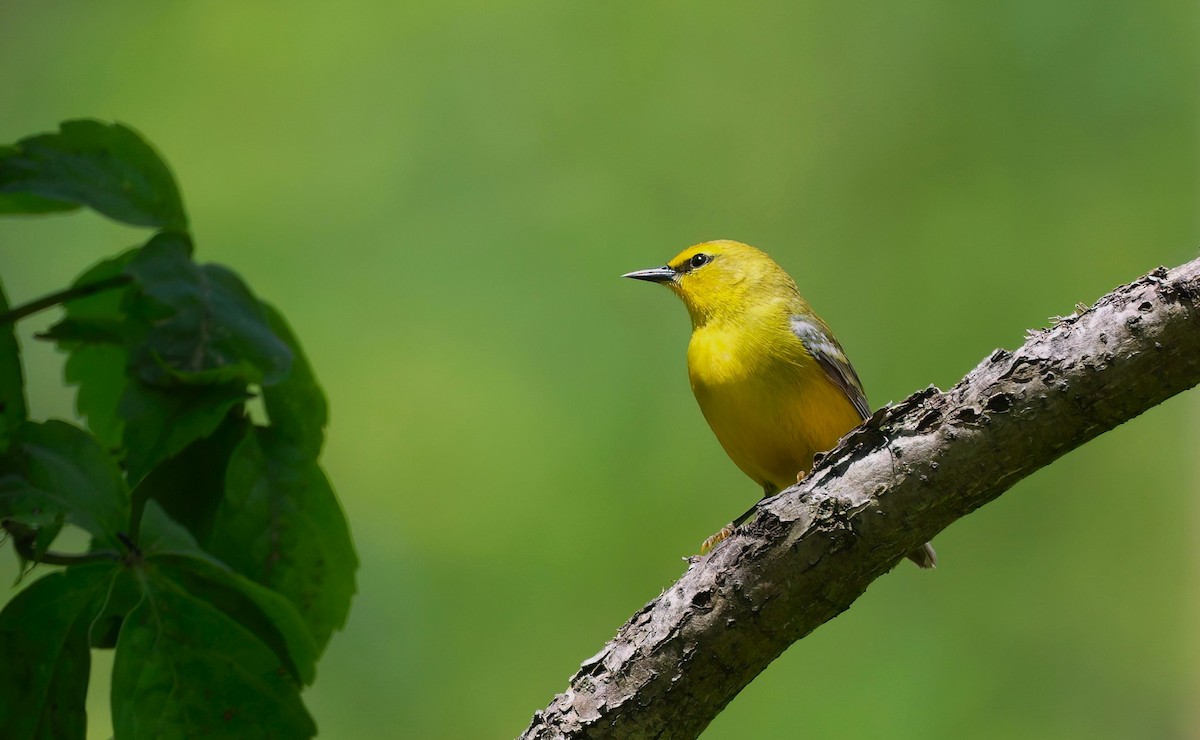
xmin=796 ymin=470 xmax=807 ymax=485
xmin=699 ymin=523 xmax=737 ymax=554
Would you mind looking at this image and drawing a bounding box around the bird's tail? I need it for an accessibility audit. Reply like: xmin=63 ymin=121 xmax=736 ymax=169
xmin=907 ymin=542 xmax=937 ymax=569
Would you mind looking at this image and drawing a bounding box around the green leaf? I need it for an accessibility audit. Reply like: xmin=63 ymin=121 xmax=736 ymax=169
xmin=0 ymin=191 xmax=79 ymax=216
xmin=0 ymin=481 xmax=66 ymax=530
xmin=0 ymin=476 xmax=65 ymax=568
xmin=130 ymin=412 xmax=249 ymax=542
xmin=119 ymin=380 xmax=248 ymax=485
xmin=40 ymin=319 xmax=128 ymax=345
xmin=209 ymin=429 xmax=357 ymax=651
xmin=87 ymin=567 xmax=141 ymax=650
xmin=0 ymin=120 xmax=187 ymax=229
xmin=137 ymin=500 xmax=223 ymax=561
xmin=0 ymin=563 xmax=116 ymax=740
xmin=64 ymin=344 xmax=127 ymax=450
xmin=57 ymin=247 xmax=141 ymax=324
xmin=0 ymin=278 xmax=27 ymax=450
xmin=112 ymin=558 xmax=316 ymax=738
xmin=260 ymin=302 xmax=327 ymax=457
xmin=48 ymin=248 xmax=142 ymax=449
xmin=151 ymin=556 xmax=320 ymax=686
xmin=138 ymin=502 xmax=319 ymax=685
xmin=0 ymin=421 xmax=130 ymax=550
xmin=125 ymin=234 xmax=292 ymax=386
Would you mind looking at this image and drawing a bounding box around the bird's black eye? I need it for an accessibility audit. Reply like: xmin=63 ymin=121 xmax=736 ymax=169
xmin=689 ymin=253 xmax=712 ymax=269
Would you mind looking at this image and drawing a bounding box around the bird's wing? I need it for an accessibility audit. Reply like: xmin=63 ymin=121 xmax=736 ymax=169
xmin=789 ymin=315 xmax=871 ymax=420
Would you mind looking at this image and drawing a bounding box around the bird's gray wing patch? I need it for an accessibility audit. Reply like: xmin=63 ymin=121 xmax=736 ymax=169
xmin=790 ymin=315 xmax=870 ymax=420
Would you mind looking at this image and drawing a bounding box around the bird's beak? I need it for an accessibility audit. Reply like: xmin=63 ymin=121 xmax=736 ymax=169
xmin=621 ymin=265 xmax=677 ymax=284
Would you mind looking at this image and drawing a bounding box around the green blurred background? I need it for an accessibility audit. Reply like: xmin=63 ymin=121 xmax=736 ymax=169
xmin=2 ymin=2 xmax=1198 ymax=738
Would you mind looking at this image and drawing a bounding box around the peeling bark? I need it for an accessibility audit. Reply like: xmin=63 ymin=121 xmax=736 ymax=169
xmin=520 ymin=258 xmax=1200 ymax=740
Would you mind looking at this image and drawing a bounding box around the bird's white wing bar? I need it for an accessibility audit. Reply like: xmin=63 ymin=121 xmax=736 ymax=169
xmin=789 ymin=315 xmax=871 ymax=420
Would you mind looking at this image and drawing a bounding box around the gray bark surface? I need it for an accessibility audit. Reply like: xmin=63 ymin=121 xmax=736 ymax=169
xmin=521 ymin=257 xmax=1200 ymax=740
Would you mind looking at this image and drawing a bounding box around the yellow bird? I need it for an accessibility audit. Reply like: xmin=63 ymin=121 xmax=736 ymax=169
xmin=624 ymin=240 xmax=936 ymax=568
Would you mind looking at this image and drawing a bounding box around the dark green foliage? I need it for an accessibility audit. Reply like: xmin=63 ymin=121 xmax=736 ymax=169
xmin=207 ymin=304 xmax=355 ymax=648
xmin=129 ymin=412 xmax=250 ymax=544
xmin=209 ymin=428 xmax=356 ymax=650
xmin=123 ymin=233 xmax=292 ymax=387
xmin=0 ymin=421 xmax=130 ymax=553
xmin=0 ymin=280 xmax=26 ymax=450
xmin=117 ymin=380 xmax=248 ymax=485
xmin=0 ymin=564 xmax=112 ymax=739
xmin=0 ymin=121 xmax=186 ymax=230
xmin=0 ymin=120 xmax=355 ymax=739
xmin=259 ymin=303 xmax=327 ymax=457
xmin=136 ymin=502 xmax=319 ymax=687
xmin=0 ymin=189 xmax=79 ymax=216
xmin=112 ymin=579 xmax=315 ymax=740
xmin=48 ymin=248 xmax=140 ymax=450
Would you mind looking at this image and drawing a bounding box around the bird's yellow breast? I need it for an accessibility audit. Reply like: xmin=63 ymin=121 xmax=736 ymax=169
xmin=686 ymin=321 xmax=862 ymax=493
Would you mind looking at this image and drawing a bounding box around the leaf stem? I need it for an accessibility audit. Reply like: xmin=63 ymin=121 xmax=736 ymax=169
xmin=0 ymin=274 xmax=133 ymax=325
xmin=12 ymin=536 xmax=122 ymax=566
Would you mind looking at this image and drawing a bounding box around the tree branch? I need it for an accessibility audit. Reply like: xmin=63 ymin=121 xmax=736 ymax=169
xmin=0 ymin=273 xmax=131 ymax=325
xmin=521 ymin=257 xmax=1200 ymax=740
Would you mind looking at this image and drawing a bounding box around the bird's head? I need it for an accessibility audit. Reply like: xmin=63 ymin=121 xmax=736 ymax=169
xmin=622 ymin=240 xmax=797 ymax=326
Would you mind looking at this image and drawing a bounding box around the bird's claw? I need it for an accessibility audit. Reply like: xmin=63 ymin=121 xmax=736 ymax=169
xmin=699 ymin=523 xmax=737 ymax=554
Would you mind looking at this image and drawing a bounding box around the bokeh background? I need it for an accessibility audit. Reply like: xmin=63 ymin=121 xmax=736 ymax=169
xmin=2 ymin=2 xmax=1198 ymax=738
